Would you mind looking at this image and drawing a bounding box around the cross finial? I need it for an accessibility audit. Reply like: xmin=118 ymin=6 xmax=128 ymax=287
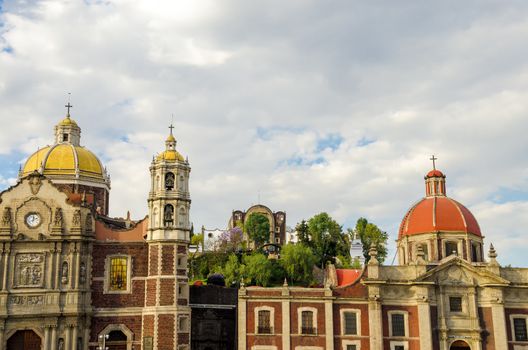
xmin=430 ymin=155 xmax=437 ymax=170
xmin=168 ymin=124 xmax=175 ymax=135
xmin=65 ymin=93 xmax=73 ymax=117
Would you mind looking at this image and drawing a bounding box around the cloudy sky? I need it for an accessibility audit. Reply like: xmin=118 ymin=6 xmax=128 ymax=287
xmin=1 ymin=0 xmax=528 ymax=266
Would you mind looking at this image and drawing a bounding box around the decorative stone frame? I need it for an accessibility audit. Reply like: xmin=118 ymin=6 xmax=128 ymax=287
xmin=340 ymin=308 xmax=361 ymax=336
xmin=297 ymin=306 xmax=317 ymax=335
xmin=389 ymin=340 xmax=409 ymax=350
xmin=448 ymin=294 xmax=466 ymax=315
xmin=254 ymin=306 xmax=275 ymax=334
xmin=388 ymin=310 xmax=408 ymax=338
xmin=342 ymin=339 xmax=361 ymax=350
xmin=294 ymin=347 xmax=323 ymax=350
xmin=510 ymin=314 xmax=528 ymax=342
xmin=99 ymin=324 xmax=134 ymax=350
xmin=442 ymin=239 xmax=462 ymax=258
xmin=103 ymin=254 xmax=132 ymax=294
xmin=178 ymin=315 xmax=190 ymax=332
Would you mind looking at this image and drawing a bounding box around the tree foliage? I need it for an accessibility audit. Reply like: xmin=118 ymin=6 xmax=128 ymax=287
xmin=242 ymin=253 xmax=273 ymax=287
xmin=353 ymin=217 xmax=388 ymax=264
xmin=297 ymin=212 xmax=349 ymax=266
xmin=280 ymin=243 xmax=316 ymax=285
xmin=221 ymin=254 xmax=242 ymax=287
xmin=217 ymin=227 xmax=244 ymax=253
xmin=244 ymin=213 xmax=270 ymax=247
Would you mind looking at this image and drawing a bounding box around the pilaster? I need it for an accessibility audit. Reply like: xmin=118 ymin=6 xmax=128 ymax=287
xmin=490 ymin=290 xmax=508 ymax=350
xmin=324 ymin=288 xmax=334 ymax=350
xmin=416 ymin=289 xmax=432 ymax=350
xmin=238 ymin=286 xmax=247 ymax=350
xmin=368 ymin=287 xmax=383 ymax=350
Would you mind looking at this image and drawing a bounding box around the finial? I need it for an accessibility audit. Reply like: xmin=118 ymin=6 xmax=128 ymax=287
xmin=65 ymin=93 xmax=73 ymax=117
xmin=415 ymin=244 xmax=426 ymax=265
xmin=430 ymin=155 xmax=437 ymax=170
xmin=488 ymin=243 xmax=497 ymax=259
xmin=168 ymin=123 xmax=174 ymax=136
xmin=283 ymin=278 xmax=288 ymax=287
xmin=368 ymin=242 xmax=379 ymax=265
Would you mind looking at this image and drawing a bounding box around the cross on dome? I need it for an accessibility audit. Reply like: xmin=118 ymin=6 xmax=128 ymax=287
xmin=430 ymin=155 xmax=437 ymax=170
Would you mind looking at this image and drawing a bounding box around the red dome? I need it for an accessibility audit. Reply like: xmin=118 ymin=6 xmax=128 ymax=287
xmin=426 ymin=169 xmax=444 ymax=178
xmin=399 ymin=196 xmax=481 ymax=239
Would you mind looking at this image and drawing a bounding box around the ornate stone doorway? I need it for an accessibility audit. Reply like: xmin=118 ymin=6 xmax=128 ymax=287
xmin=450 ymin=340 xmax=471 ymax=350
xmin=6 ymin=330 xmax=41 ymax=350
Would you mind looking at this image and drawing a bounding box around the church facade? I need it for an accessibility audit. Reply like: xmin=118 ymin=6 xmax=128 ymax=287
xmin=238 ymin=169 xmax=528 ymax=350
xmin=0 ymin=111 xmax=191 ymax=350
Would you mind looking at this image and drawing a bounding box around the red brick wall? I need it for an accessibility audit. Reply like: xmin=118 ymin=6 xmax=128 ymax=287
xmin=382 ymin=305 xmax=420 ymax=350
xmin=149 ymin=245 xmax=159 ymax=275
xmin=177 ymin=244 xmax=186 ymax=254
xmin=92 ymin=280 xmax=145 ymax=307
xmin=247 ymin=335 xmax=283 ymax=350
xmin=177 ymin=332 xmax=190 ymax=346
xmin=161 ymin=245 xmax=174 ymax=275
xmin=146 ymin=279 xmax=157 ymax=306
xmin=159 ymin=279 xmax=175 ymax=306
xmin=431 ymin=306 xmax=440 ymax=350
xmin=90 ymin=315 xmax=142 ymax=341
xmin=157 ymin=314 xmax=175 ymax=350
xmin=479 ymin=307 xmax=495 ymax=350
xmin=247 ymin=302 xmax=283 ymax=334
xmin=143 ymin=315 xmax=155 ymax=337
xmin=505 ymin=307 xmax=528 ymax=349
xmin=92 ymin=243 xmax=148 ymax=278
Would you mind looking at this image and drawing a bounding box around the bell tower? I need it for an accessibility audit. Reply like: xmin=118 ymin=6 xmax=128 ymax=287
xmin=143 ymin=125 xmax=191 ymax=349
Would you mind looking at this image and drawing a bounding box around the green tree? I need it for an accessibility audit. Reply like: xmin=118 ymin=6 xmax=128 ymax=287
xmin=222 ymin=254 xmax=241 ymax=287
xmin=191 ymin=233 xmax=203 ymax=249
xmin=353 ymin=217 xmax=388 ymax=264
xmin=297 ymin=212 xmax=348 ymax=266
xmin=280 ymin=243 xmax=316 ymax=285
xmin=244 ymin=213 xmax=270 ymax=247
xmin=243 ymin=253 xmax=273 ymax=287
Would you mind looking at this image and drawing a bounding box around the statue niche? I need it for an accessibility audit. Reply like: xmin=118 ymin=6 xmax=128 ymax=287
xmin=61 ymin=261 xmax=69 ymax=285
xmin=72 ymin=210 xmax=81 ymax=227
xmin=164 ymin=204 xmax=174 ymax=227
xmin=54 ymin=208 xmax=63 ymax=227
xmin=1 ymin=207 xmax=11 ymax=227
xmin=165 ymin=172 xmax=175 ymax=191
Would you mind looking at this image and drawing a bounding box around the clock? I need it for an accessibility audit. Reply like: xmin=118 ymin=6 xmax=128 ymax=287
xmin=25 ymin=213 xmax=41 ymax=228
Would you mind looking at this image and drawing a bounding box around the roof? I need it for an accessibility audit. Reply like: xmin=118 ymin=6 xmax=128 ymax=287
xmin=426 ymin=169 xmax=445 ymax=177
xmin=399 ymin=196 xmax=481 ymax=238
xmin=335 ymin=269 xmax=362 ymax=287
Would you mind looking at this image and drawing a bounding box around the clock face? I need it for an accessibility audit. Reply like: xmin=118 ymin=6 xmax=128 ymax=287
xmin=25 ymin=213 xmax=41 ymax=228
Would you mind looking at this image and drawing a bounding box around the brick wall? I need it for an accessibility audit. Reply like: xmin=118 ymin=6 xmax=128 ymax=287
xmin=149 ymin=245 xmax=159 ymax=275
xmin=479 ymin=307 xmax=495 ymax=350
xmin=90 ymin=315 xmax=142 ymax=341
xmin=159 ymin=279 xmax=175 ymax=305
xmin=92 ymin=243 xmax=148 ymax=278
xmin=146 ymin=279 xmax=157 ymax=306
xmin=161 ymin=245 xmax=174 ymax=275
xmin=92 ymin=279 xmax=145 ymax=307
xmin=382 ymin=305 xmax=420 ymax=350
xmin=157 ymin=314 xmax=175 ymax=350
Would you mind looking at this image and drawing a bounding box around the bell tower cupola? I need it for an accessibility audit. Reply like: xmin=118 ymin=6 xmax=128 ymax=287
xmin=424 ymin=155 xmax=446 ymax=197
xmin=54 ymin=102 xmax=81 ymax=146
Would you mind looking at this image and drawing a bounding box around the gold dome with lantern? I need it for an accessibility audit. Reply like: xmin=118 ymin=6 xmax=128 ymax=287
xmin=19 ymin=104 xmax=111 ymax=214
xmin=155 ymin=125 xmax=185 ymax=162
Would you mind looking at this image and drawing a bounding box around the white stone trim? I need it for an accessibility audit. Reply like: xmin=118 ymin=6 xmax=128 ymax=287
xmin=342 ymin=339 xmax=361 ymax=350
xmin=510 ymin=314 xmax=528 ymax=342
xmin=103 ymin=254 xmax=132 ymax=294
xmin=99 ymin=324 xmax=134 ymax=350
xmin=297 ymin=306 xmax=317 ymax=335
xmin=389 ymin=340 xmax=409 ymax=350
xmin=254 ymin=306 xmax=275 ymax=334
xmin=388 ymin=310 xmax=408 ymax=338
xmin=340 ymin=308 xmax=361 ymax=336
xmin=251 ymin=346 xmax=278 ymax=350
xmin=294 ymin=347 xmax=323 ymax=350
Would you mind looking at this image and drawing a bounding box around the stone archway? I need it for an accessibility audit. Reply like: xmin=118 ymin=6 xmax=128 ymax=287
xmin=6 ymin=330 xmax=41 ymax=350
xmin=450 ymin=340 xmax=471 ymax=350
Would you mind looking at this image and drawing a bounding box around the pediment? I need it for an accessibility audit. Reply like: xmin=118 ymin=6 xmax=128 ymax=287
xmin=415 ymin=257 xmax=509 ymax=286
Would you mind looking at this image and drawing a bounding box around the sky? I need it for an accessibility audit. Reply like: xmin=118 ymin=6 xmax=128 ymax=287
xmin=1 ymin=0 xmax=528 ymax=266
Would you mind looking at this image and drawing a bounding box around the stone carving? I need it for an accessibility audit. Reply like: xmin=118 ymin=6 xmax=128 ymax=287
xmin=164 ymin=205 xmax=174 ymax=223
xmin=58 ymin=338 xmax=64 ymax=350
xmin=79 ymin=262 xmax=87 ymax=284
xmin=54 ymin=208 xmax=63 ymax=227
xmin=439 ymin=266 xmax=472 ymax=286
xmin=27 ymin=295 xmax=44 ymax=305
xmin=1 ymin=207 xmax=11 ymax=226
xmin=29 ymin=175 xmax=42 ymax=195
xmin=10 ymin=296 xmax=25 ymax=305
xmin=16 ymin=233 xmax=25 ymax=240
xmin=86 ymin=213 xmax=93 ymax=231
xmin=15 ymin=254 xmax=44 ymax=287
xmin=72 ymin=210 xmax=81 ymax=226
xmin=61 ymin=261 xmax=69 ymax=284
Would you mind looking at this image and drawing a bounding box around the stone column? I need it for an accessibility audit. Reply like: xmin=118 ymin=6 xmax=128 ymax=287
xmin=282 ymin=283 xmax=290 ymax=350
xmin=50 ymin=325 xmax=57 ymax=350
xmin=65 ymin=324 xmax=72 ymax=350
xmin=324 ymin=296 xmax=334 ymax=350
xmin=0 ymin=246 xmax=7 ymax=290
xmin=44 ymin=326 xmax=51 ymax=350
xmin=417 ymin=298 xmax=433 ymax=350
xmin=238 ymin=287 xmax=247 ymax=350
xmin=71 ymin=325 xmax=78 ymax=350
xmin=73 ymin=243 xmax=80 ymax=290
xmin=368 ymin=293 xmax=383 ymax=350
xmin=491 ymin=291 xmax=508 ymax=350
xmin=54 ymin=247 xmax=62 ymax=289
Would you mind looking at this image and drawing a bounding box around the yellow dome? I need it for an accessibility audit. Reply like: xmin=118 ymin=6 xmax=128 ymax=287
xmin=156 ymin=150 xmax=184 ymax=162
xmin=58 ymin=115 xmax=78 ymax=127
xmin=22 ymin=144 xmax=104 ymax=180
xmin=166 ymin=133 xmax=176 ymax=142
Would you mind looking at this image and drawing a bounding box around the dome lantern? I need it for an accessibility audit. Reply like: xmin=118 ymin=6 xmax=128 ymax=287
xmin=54 ymin=102 xmax=81 ymax=146
xmin=425 ymin=155 xmax=446 ymax=197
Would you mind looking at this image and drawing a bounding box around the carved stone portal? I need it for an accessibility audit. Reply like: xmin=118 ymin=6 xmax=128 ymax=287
xmin=15 ymin=253 xmax=45 ymax=288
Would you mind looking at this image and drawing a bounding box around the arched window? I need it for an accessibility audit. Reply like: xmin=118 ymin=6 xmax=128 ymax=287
xmin=165 ymin=172 xmax=175 ymax=191
xmin=445 ymin=241 xmax=458 ymax=257
xmin=179 ymin=207 xmax=186 ymax=227
xmin=164 ymin=204 xmax=174 ymax=226
xmin=179 ymin=175 xmax=185 ymax=190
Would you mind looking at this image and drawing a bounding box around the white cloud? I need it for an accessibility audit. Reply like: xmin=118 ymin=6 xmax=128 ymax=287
xmin=1 ymin=0 xmax=528 ymax=266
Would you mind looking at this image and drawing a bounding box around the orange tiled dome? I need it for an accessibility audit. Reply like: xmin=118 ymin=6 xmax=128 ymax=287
xmin=399 ymin=168 xmax=481 ymax=239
